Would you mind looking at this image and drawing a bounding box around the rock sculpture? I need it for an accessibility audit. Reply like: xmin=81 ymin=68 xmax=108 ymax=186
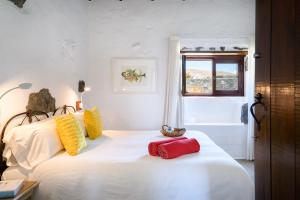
xmin=26 ymin=89 xmax=56 ymax=113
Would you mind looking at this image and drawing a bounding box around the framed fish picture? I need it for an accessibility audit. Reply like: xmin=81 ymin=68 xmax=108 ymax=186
xmin=112 ymin=58 xmax=157 ymax=93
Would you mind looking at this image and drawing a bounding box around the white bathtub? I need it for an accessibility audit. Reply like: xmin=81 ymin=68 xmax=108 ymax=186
xmin=183 ymin=97 xmax=248 ymax=159
xmin=185 ymin=123 xmax=247 ymax=159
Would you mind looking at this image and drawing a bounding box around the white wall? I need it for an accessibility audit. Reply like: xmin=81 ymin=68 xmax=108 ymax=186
xmin=0 ymin=0 xmax=255 ymax=131
xmin=246 ymin=37 xmax=256 ymax=160
xmin=184 ymin=97 xmax=247 ymax=124
xmin=87 ymin=0 xmax=255 ymax=130
xmin=0 ymin=0 xmax=88 ymax=125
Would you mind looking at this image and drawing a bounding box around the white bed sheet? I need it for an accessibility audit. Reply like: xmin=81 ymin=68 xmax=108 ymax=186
xmin=3 ymin=130 xmax=254 ymax=200
xmin=1 ymin=166 xmax=32 ymax=180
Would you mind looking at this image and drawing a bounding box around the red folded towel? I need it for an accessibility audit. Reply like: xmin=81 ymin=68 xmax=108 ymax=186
xmin=148 ymin=137 xmax=187 ymax=156
xmin=157 ymin=138 xmax=200 ymax=159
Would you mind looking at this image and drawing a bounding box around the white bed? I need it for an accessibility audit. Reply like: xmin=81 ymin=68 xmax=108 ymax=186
xmin=2 ymin=130 xmax=254 ymax=200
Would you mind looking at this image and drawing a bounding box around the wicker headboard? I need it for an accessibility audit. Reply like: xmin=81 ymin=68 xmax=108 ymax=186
xmin=0 ymin=89 xmax=75 ymax=175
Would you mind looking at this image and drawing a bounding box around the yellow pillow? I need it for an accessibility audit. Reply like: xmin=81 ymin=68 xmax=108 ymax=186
xmin=55 ymin=114 xmax=86 ymax=156
xmin=84 ymin=107 xmax=103 ymax=140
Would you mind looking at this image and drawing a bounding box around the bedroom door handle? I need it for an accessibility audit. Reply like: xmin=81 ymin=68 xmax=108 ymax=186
xmin=253 ymin=52 xmax=261 ymax=59
xmin=252 ymin=135 xmax=259 ymax=141
xmin=250 ymin=93 xmax=267 ymax=131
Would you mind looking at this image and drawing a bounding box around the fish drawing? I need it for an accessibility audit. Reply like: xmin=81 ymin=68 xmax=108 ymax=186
xmin=121 ymin=69 xmax=146 ymax=83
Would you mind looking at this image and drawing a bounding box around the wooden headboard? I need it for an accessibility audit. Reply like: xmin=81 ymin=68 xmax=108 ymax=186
xmin=0 ymin=89 xmax=75 ymax=175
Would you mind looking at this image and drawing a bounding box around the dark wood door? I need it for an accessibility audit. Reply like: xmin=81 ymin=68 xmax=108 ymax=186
xmin=254 ymin=0 xmax=271 ymax=200
xmin=254 ymin=0 xmax=271 ymax=199
xmin=255 ymin=0 xmax=299 ymax=199
xmin=296 ymin=1 xmax=300 ymax=199
xmin=271 ymin=0 xmax=296 ymax=199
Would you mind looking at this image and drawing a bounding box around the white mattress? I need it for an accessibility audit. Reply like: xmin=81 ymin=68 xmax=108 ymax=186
xmin=3 ymin=130 xmax=254 ymax=200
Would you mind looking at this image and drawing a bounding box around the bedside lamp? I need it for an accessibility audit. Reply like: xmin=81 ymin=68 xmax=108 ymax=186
xmin=76 ymin=80 xmax=90 ymax=111
xmin=0 ymin=82 xmax=32 ymax=101
xmin=0 ymin=82 xmax=32 ymax=126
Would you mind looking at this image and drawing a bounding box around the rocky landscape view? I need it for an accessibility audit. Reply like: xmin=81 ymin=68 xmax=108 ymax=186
xmin=186 ymin=69 xmax=238 ymax=93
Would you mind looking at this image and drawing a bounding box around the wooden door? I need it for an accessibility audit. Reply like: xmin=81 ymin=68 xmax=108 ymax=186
xmin=254 ymin=0 xmax=271 ymax=199
xmin=296 ymin=0 xmax=300 ymax=199
xmin=255 ymin=0 xmax=299 ymax=199
xmin=271 ymin=0 xmax=295 ymax=199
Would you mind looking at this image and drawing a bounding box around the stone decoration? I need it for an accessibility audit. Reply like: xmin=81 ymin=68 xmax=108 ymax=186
xmin=26 ymin=89 xmax=56 ymax=113
xmin=9 ymin=0 xmax=27 ymax=8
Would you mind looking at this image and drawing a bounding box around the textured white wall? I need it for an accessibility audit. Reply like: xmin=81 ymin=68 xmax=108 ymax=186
xmin=0 ymin=0 xmax=88 ymax=124
xmin=87 ymin=0 xmax=255 ymax=130
xmin=0 ymin=0 xmax=255 ymax=131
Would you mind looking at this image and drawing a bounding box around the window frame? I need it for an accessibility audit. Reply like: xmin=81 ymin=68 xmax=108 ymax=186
xmin=182 ymin=54 xmax=245 ymax=97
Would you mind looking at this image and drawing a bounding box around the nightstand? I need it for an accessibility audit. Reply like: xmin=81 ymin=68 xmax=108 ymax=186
xmin=2 ymin=181 xmax=39 ymax=200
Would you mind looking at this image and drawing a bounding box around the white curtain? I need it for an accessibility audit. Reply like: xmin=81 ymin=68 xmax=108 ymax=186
xmin=163 ymin=36 xmax=183 ymax=128
xmin=246 ymin=37 xmax=255 ymax=160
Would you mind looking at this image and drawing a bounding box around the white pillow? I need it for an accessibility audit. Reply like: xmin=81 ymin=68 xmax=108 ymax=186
xmin=3 ymin=118 xmax=63 ymax=170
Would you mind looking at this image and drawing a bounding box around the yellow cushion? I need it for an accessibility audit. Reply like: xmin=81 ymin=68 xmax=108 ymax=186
xmin=55 ymin=114 xmax=86 ymax=156
xmin=84 ymin=107 xmax=103 ymax=140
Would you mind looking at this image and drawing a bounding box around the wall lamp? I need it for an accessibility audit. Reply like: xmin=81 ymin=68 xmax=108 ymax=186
xmin=0 ymin=83 xmax=32 ymax=101
xmin=76 ymin=80 xmax=91 ymax=111
xmin=0 ymin=82 xmax=32 ymax=123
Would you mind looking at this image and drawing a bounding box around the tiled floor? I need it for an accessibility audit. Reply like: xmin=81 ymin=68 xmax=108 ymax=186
xmin=236 ymin=159 xmax=254 ymax=182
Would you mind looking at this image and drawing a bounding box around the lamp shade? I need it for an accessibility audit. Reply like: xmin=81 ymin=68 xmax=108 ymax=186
xmin=0 ymin=82 xmax=33 ymax=101
xmin=19 ymin=83 xmax=32 ymax=90
xmin=78 ymin=80 xmax=85 ymax=93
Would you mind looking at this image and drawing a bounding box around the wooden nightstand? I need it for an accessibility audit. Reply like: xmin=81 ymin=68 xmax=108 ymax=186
xmin=1 ymin=181 xmax=39 ymax=200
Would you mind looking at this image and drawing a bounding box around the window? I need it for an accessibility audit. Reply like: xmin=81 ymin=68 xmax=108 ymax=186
xmin=182 ymin=54 xmax=245 ymax=96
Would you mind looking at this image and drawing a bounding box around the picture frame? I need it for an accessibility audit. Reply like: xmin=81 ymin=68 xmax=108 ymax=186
xmin=112 ymin=58 xmax=157 ymax=93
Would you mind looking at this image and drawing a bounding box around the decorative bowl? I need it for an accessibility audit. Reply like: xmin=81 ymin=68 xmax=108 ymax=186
xmin=160 ymin=125 xmax=186 ymax=137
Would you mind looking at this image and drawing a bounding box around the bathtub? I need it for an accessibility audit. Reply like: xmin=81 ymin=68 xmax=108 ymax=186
xmin=183 ymin=97 xmax=248 ymax=159
xmin=184 ymin=123 xmax=247 ymax=159
xmin=185 ymin=123 xmax=247 ymax=159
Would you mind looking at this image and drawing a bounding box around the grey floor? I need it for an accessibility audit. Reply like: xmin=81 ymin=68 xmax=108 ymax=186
xmin=236 ymin=159 xmax=254 ymax=182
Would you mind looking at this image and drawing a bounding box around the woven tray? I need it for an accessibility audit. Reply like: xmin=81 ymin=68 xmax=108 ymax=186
xmin=160 ymin=125 xmax=186 ymax=137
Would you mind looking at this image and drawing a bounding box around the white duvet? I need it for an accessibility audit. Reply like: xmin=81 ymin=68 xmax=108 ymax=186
xmin=5 ymin=130 xmax=254 ymax=200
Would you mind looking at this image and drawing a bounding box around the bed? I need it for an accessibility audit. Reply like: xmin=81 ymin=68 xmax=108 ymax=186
xmin=0 ymin=89 xmax=254 ymax=200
